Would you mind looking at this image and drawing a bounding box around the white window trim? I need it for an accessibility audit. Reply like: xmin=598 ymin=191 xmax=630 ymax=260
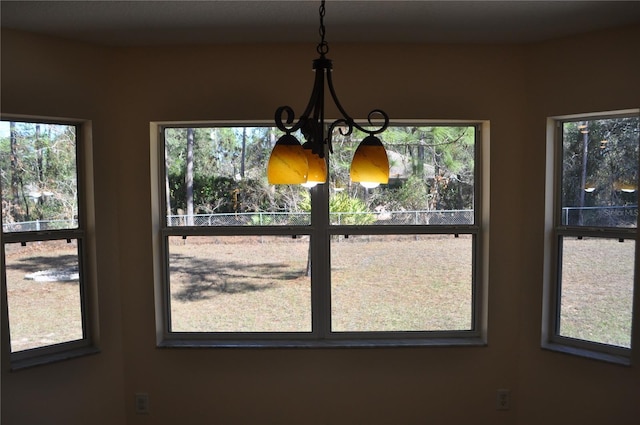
xmin=150 ymin=120 xmax=490 ymax=348
xmin=0 ymin=115 xmax=99 ymax=369
xmin=542 ymin=110 xmax=640 ymax=365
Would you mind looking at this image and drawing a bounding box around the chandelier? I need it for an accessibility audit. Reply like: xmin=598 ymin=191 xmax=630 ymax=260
xmin=267 ymin=0 xmax=390 ymax=188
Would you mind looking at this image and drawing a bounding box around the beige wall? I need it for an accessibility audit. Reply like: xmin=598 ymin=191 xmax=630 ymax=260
xmin=518 ymin=25 xmax=640 ymax=425
xmin=0 ymin=31 xmax=127 ymax=423
xmin=1 ymin=25 xmax=638 ymax=425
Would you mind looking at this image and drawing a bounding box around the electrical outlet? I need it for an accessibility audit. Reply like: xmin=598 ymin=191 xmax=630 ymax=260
xmin=496 ymin=389 xmax=510 ymax=411
xmin=135 ymin=393 xmax=149 ymax=414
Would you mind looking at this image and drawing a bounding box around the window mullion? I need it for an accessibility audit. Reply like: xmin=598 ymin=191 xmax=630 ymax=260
xmin=310 ymin=170 xmax=331 ymax=338
xmin=2 ymin=229 xmax=84 ymax=244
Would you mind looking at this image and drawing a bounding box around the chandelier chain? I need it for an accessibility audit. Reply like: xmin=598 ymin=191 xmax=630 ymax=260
xmin=317 ymin=0 xmax=329 ymax=55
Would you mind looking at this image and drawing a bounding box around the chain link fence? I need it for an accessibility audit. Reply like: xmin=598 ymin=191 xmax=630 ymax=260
xmin=2 ymin=219 xmax=78 ymax=233
xmin=6 ymin=207 xmax=636 ymax=232
xmin=6 ymin=207 xmax=635 ymax=231
xmin=166 ymin=210 xmax=474 ymax=227
xmin=562 ymin=206 xmax=637 ymax=227
xmin=167 ymin=212 xmax=310 ymax=226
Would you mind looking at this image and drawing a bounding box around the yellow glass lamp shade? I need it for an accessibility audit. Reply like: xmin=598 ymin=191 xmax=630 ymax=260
xmin=267 ymin=134 xmax=308 ymax=184
xmin=301 ymin=142 xmax=327 ymax=188
xmin=614 ymin=181 xmax=637 ymax=193
xmin=350 ymin=135 xmax=389 ymax=188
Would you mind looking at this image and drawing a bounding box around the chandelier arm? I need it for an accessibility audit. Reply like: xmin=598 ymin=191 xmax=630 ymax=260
xmin=327 ymin=118 xmax=352 ymax=154
xmin=328 ymin=118 xmax=353 ymax=137
xmin=274 ymin=61 xmax=327 ymax=135
xmin=363 ymin=109 xmax=390 ymax=135
xmin=274 ymin=106 xmax=296 ymax=132
xmin=326 ymin=70 xmax=389 ymax=136
xmin=303 ymin=65 xmax=326 ymax=126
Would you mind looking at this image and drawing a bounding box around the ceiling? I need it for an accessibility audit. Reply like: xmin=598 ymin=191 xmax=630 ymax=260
xmin=2 ymin=1 xmax=640 ymax=46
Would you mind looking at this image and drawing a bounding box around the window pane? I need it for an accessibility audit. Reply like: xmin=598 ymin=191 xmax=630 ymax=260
xmin=5 ymin=239 xmax=83 ymax=352
xmin=164 ymin=127 xmax=310 ymax=227
xmin=329 ymin=125 xmax=475 ymax=226
xmin=331 ymin=234 xmax=473 ymax=332
xmin=168 ymin=235 xmax=311 ymax=332
xmin=0 ymin=121 xmax=78 ymax=232
xmin=561 ymin=117 xmax=639 ymax=227
xmin=559 ymin=237 xmax=634 ymax=348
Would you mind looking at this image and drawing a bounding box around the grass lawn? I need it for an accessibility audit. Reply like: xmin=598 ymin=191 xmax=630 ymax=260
xmin=4 ymin=240 xmax=83 ymax=352
xmin=4 ymin=235 xmax=634 ymax=351
xmin=167 ymin=234 xmax=473 ymax=333
xmin=559 ymin=237 xmax=634 ymax=347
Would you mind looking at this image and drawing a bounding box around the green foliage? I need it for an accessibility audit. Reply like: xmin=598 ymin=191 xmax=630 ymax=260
xmin=366 ymin=125 xmax=475 ymax=211
xmin=249 ymin=214 xmax=273 ymax=226
xmin=165 ymin=126 xmax=309 ymax=215
xmin=370 ymin=176 xmax=431 ymax=211
xmin=169 ymin=174 xmax=274 ymax=214
xmin=326 ymin=125 xmax=475 ymax=212
xmin=299 ymin=191 xmax=375 ymax=225
xmin=330 ymin=192 xmax=376 ymax=225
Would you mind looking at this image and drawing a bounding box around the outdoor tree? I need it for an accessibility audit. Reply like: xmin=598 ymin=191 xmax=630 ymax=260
xmin=329 ymin=125 xmax=474 ymax=212
xmin=186 ymin=127 xmax=195 ymax=225
xmin=164 ymin=126 xmax=308 ymax=219
xmin=562 ymin=117 xmax=639 ymax=226
xmin=0 ymin=121 xmax=78 ymax=229
xmin=160 ymin=124 xmax=477 ymax=229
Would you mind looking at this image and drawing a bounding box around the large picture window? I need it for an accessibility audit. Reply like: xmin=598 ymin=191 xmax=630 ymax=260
xmin=545 ymin=111 xmax=639 ymax=363
xmin=154 ymin=122 xmax=486 ymax=346
xmin=1 ymin=118 xmax=96 ymax=367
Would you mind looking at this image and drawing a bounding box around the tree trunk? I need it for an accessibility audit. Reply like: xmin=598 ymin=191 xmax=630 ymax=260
xmin=8 ymin=121 xmax=27 ymax=221
xmin=10 ymin=122 xmax=19 ymax=206
xmin=240 ymin=127 xmax=247 ymax=179
xmin=579 ymin=122 xmax=589 ymax=225
xmin=35 ymin=124 xmax=44 ymax=219
xmin=165 ymin=143 xmax=172 ymax=224
xmin=186 ymin=128 xmax=195 ymax=226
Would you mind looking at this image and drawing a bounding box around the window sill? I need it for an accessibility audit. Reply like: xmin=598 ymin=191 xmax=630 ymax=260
xmin=542 ymin=341 xmax=631 ymax=366
xmin=10 ymin=345 xmax=100 ymax=371
xmin=158 ymin=336 xmax=487 ymax=349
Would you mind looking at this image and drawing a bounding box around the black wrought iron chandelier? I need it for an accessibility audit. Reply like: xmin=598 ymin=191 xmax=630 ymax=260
xmin=267 ymin=0 xmax=390 ymax=188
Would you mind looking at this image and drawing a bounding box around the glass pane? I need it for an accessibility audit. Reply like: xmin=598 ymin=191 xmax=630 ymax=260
xmin=5 ymin=239 xmax=83 ymax=352
xmin=331 ymin=234 xmax=473 ymax=332
xmin=559 ymin=237 xmax=634 ymax=348
xmin=0 ymin=121 xmax=78 ymax=232
xmin=164 ymin=127 xmax=310 ymax=227
xmin=561 ymin=117 xmax=639 ymax=227
xmin=329 ymin=125 xmax=475 ymax=226
xmin=168 ymin=235 xmax=311 ymax=332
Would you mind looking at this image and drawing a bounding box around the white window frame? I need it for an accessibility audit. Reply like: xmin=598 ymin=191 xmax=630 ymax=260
xmin=542 ymin=110 xmax=640 ymax=365
xmin=0 ymin=115 xmax=98 ymax=369
xmin=151 ymin=120 xmax=489 ymax=348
